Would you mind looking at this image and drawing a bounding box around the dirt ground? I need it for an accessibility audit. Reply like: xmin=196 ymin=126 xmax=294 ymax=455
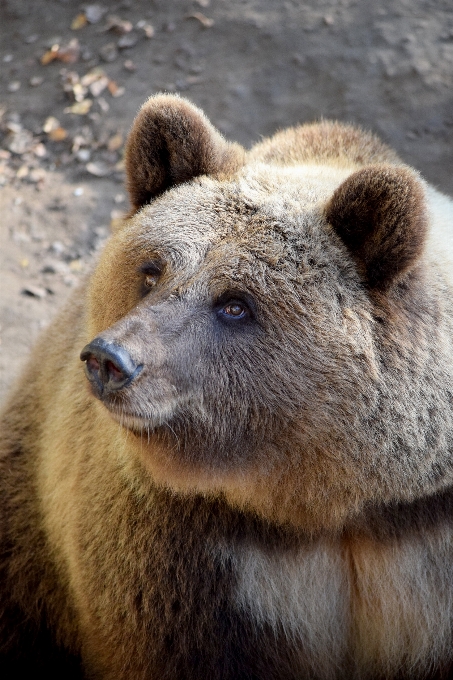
xmin=1 ymin=0 xmax=452 ymax=404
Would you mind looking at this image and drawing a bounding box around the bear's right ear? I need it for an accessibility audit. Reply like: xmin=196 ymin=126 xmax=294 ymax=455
xmin=124 ymin=94 xmax=244 ymax=213
xmin=325 ymin=165 xmax=428 ymax=291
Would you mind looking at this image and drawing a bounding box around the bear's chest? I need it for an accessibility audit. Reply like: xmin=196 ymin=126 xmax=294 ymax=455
xmin=231 ymin=529 xmax=453 ymax=678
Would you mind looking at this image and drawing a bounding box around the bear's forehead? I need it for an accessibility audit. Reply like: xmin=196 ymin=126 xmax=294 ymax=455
xmin=133 ymin=165 xmax=349 ymax=270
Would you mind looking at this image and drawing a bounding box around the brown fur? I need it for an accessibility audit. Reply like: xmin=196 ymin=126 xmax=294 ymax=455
xmin=1 ymin=94 xmax=453 ymax=679
xmin=325 ymin=165 xmax=428 ymax=290
xmin=125 ymin=94 xmax=244 ymax=213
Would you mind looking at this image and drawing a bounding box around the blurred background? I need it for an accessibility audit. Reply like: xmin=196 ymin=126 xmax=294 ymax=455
xmin=1 ymin=0 xmax=452 ymax=400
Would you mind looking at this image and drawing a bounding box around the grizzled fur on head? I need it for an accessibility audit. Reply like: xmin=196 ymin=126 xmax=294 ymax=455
xmin=85 ymin=94 xmax=446 ymax=533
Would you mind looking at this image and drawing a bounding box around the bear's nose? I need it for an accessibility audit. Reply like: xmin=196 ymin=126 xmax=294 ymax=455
xmin=80 ymin=338 xmax=142 ymax=397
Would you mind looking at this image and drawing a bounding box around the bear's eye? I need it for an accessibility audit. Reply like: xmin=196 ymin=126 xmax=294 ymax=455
xmin=144 ymin=273 xmax=159 ymax=289
xmin=216 ymin=296 xmax=253 ymax=322
xmin=222 ymin=302 xmax=247 ymax=318
xmin=140 ymin=260 xmax=163 ymax=293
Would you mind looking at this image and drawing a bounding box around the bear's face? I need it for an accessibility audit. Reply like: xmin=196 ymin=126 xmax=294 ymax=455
xmin=86 ymin=171 xmax=375 ymax=459
xmin=81 ymin=95 xmax=432 ymax=532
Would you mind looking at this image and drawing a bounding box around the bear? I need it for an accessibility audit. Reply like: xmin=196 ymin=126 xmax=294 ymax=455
xmin=1 ymin=92 xmax=453 ymax=680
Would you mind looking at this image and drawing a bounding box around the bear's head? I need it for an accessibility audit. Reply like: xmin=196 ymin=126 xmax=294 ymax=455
xmin=81 ymin=95 xmax=448 ymax=534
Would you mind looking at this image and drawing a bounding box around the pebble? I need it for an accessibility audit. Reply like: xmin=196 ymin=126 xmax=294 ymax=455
xmin=84 ymin=4 xmax=107 ymax=24
xmin=99 ymin=43 xmax=119 ymax=62
xmin=22 ymin=285 xmax=48 ymax=299
xmin=117 ymin=33 xmax=138 ymax=49
xmin=86 ymin=160 xmax=111 ymax=177
xmin=76 ymin=149 xmax=91 ymax=162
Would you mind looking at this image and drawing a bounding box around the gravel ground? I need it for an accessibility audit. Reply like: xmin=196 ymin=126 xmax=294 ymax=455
xmin=1 ymin=0 xmax=452 ymax=402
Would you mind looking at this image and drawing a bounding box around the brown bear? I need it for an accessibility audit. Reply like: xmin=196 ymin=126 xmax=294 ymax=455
xmin=1 ymin=93 xmax=453 ymax=680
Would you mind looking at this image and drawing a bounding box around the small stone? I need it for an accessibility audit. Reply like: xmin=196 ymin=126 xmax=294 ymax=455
xmin=7 ymin=129 xmax=34 ymax=155
xmin=136 ymin=21 xmax=155 ymax=38
xmin=22 ymin=285 xmax=47 ymax=299
xmin=323 ymin=15 xmax=334 ymax=26
xmin=50 ymin=241 xmax=65 ymax=255
xmin=84 ymin=4 xmax=107 ymax=24
xmin=89 ymin=75 xmax=109 ymax=97
xmin=33 ymin=142 xmax=47 ymax=157
xmin=97 ymin=97 xmax=109 ymax=112
xmin=3 ymin=54 xmax=13 ymax=63
xmin=123 ymin=59 xmax=136 ymax=71
xmin=99 ymin=42 xmax=118 ymax=62
xmin=86 ymin=160 xmax=111 ymax=176
xmin=117 ymin=33 xmax=138 ymax=49
xmin=24 ymin=34 xmax=39 ymax=44
xmin=29 ymin=75 xmax=44 ymax=87
xmin=76 ymin=149 xmax=91 ymax=162
xmin=7 ymin=81 xmax=21 ymax=93
xmin=73 ymin=187 xmax=84 ymax=196
xmin=29 ymin=168 xmax=46 ymax=183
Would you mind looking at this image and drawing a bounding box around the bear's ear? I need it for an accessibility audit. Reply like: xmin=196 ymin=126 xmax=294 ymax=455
xmin=124 ymin=94 xmax=244 ymax=213
xmin=325 ymin=165 xmax=428 ymax=291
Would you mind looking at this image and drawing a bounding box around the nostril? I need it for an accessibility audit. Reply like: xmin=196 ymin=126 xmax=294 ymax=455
xmin=87 ymin=356 xmax=100 ymax=373
xmin=105 ymin=359 xmax=124 ymax=383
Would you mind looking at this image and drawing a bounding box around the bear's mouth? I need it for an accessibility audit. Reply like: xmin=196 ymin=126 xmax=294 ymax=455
xmin=104 ymin=400 xmax=184 ymax=433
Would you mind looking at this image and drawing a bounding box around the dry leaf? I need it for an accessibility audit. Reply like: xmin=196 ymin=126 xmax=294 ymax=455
xmin=43 ymin=116 xmax=60 ymax=133
xmin=107 ymin=80 xmax=124 ymax=97
xmin=106 ymin=15 xmax=133 ymax=34
xmin=89 ymin=76 xmax=109 ymax=97
xmin=48 ymin=127 xmax=68 ymax=141
xmin=64 ymin=100 xmax=92 ymax=115
xmin=187 ymin=12 xmax=214 ymax=27
xmin=69 ymin=259 xmax=83 ymax=271
xmin=71 ymin=13 xmax=88 ymax=30
xmin=107 ymin=133 xmax=123 ymax=151
xmin=41 ymin=45 xmax=59 ymax=65
xmin=16 ymin=165 xmax=29 ymax=179
xmin=41 ymin=39 xmax=80 ymax=65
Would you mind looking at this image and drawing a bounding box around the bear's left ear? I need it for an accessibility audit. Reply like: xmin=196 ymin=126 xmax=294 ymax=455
xmin=125 ymin=94 xmax=244 ymax=213
xmin=325 ymin=165 xmax=428 ymax=291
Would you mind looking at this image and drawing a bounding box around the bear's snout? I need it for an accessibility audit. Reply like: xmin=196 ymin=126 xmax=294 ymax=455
xmin=80 ymin=338 xmax=143 ymax=398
